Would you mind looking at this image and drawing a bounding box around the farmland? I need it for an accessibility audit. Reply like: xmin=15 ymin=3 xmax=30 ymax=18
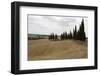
xmin=28 ymin=39 xmax=87 ymax=61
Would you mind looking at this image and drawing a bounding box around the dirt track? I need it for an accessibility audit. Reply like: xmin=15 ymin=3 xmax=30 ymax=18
xmin=28 ymin=39 xmax=87 ymax=61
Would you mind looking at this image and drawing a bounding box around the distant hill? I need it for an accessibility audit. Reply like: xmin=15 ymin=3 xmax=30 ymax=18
xmin=28 ymin=34 xmax=49 ymax=40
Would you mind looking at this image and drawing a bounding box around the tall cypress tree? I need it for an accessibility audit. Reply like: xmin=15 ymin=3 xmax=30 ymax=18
xmin=69 ymin=31 xmax=72 ymax=39
xmin=65 ymin=32 xmax=68 ymax=39
xmin=73 ymin=25 xmax=77 ymax=40
xmin=77 ymin=19 xmax=86 ymax=41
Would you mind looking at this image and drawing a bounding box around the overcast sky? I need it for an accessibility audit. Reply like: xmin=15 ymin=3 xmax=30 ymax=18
xmin=28 ymin=14 xmax=88 ymax=37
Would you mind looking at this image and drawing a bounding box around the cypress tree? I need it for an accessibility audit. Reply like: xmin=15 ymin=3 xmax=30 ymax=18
xmin=69 ymin=31 xmax=72 ymax=39
xmin=77 ymin=19 xmax=86 ymax=41
xmin=55 ymin=34 xmax=58 ymax=40
xmin=52 ymin=33 xmax=54 ymax=40
xmin=63 ymin=32 xmax=68 ymax=39
xmin=73 ymin=25 xmax=77 ymax=40
xmin=60 ymin=34 xmax=63 ymax=40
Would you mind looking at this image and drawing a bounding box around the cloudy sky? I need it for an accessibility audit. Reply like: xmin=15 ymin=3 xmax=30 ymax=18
xmin=28 ymin=14 xmax=88 ymax=37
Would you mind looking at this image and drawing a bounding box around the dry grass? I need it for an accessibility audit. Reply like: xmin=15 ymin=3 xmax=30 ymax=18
xmin=28 ymin=39 xmax=88 ymax=61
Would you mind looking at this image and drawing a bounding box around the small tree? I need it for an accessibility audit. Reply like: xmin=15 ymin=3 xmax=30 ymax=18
xmin=61 ymin=32 xmax=64 ymax=40
xmin=49 ymin=33 xmax=55 ymax=40
xmin=52 ymin=33 xmax=55 ymax=40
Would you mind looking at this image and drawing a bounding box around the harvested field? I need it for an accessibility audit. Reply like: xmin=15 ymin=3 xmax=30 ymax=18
xmin=28 ymin=39 xmax=87 ymax=61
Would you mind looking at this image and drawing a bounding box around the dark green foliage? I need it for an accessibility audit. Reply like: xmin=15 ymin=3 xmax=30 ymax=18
xmin=48 ymin=19 xmax=86 ymax=41
xmin=49 ymin=33 xmax=58 ymax=40
xmin=77 ymin=19 xmax=86 ymax=41
xmin=60 ymin=31 xmax=72 ymax=40
xmin=69 ymin=31 xmax=72 ymax=39
xmin=60 ymin=32 xmax=68 ymax=40
xmin=55 ymin=34 xmax=58 ymax=40
xmin=73 ymin=25 xmax=77 ymax=40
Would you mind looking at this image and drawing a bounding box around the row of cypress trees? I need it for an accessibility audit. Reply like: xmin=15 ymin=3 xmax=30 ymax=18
xmin=60 ymin=31 xmax=72 ymax=40
xmin=48 ymin=19 xmax=86 ymax=41
xmin=73 ymin=19 xmax=86 ymax=41
xmin=49 ymin=33 xmax=58 ymax=40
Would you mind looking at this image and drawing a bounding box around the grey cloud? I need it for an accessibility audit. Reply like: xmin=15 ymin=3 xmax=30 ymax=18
xmin=28 ymin=15 xmax=88 ymax=36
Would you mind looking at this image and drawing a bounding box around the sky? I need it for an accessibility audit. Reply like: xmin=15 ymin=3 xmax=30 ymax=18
xmin=28 ymin=14 xmax=88 ymax=37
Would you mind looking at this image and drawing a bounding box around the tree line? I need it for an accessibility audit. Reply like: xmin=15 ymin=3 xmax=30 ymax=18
xmin=48 ymin=19 xmax=86 ymax=41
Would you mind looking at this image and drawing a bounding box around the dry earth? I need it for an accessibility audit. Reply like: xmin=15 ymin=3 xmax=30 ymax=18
xmin=28 ymin=39 xmax=87 ymax=61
